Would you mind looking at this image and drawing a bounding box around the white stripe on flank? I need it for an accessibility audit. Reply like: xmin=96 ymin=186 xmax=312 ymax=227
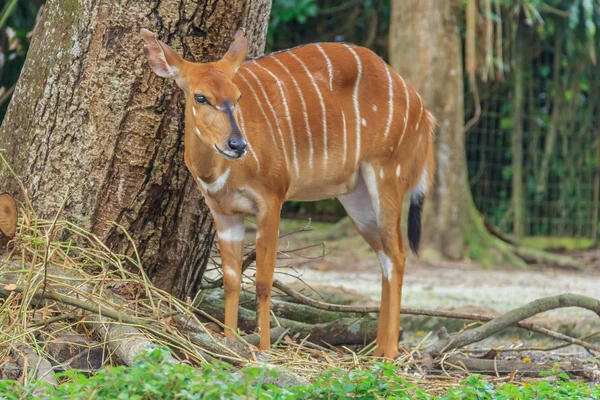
xmin=345 ymin=45 xmax=363 ymax=168
xmin=271 ymin=57 xmax=314 ymax=169
xmin=241 ymin=68 xmax=290 ymax=174
xmin=383 ymin=64 xmax=394 ymax=138
xmin=238 ymin=105 xmax=260 ymax=173
xmin=252 ymin=61 xmax=299 ymax=176
xmin=341 ymin=110 xmax=347 ymax=168
xmin=289 ymin=51 xmax=328 ymax=170
xmin=315 ymin=44 xmax=333 ymax=90
xmin=415 ymin=91 xmax=424 ymax=131
xmin=395 ymin=75 xmax=411 ymax=152
xmin=198 ymin=168 xmax=230 ymax=193
xmin=237 ymin=71 xmax=280 ymax=159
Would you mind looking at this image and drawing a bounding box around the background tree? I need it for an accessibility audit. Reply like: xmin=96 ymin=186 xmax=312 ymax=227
xmin=389 ymin=0 xmax=526 ymax=266
xmin=0 ymin=0 xmax=271 ymax=298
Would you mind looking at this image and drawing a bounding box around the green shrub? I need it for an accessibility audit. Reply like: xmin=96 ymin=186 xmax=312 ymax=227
xmin=1 ymin=349 xmax=598 ymax=399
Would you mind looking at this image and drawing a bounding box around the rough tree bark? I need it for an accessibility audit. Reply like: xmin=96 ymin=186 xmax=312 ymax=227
xmin=389 ymin=0 xmax=525 ymax=267
xmin=0 ymin=0 xmax=271 ymax=298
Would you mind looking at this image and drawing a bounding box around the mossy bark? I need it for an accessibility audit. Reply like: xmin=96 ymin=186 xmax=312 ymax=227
xmin=461 ymin=192 xmax=527 ymax=268
xmin=0 ymin=0 xmax=271 ymax=298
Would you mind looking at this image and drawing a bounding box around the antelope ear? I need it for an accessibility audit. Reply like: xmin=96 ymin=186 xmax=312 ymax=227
xmin=222 ymin=28 xmax=248 ymax=74
xmin=141 ymin=29 xmax=184 ymax=78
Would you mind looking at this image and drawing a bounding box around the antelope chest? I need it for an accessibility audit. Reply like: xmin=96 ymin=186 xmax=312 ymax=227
xmin=196 ymin=173 xmax=257 ymax=216
xmin=201 ymin=187 xmax=257 ymax=216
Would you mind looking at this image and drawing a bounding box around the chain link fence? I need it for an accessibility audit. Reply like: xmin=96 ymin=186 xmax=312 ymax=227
xmin=466 ymin=43 xmax=600 ymax=242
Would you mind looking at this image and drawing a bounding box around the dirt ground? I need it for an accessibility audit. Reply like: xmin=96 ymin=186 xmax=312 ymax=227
xmin=268 ymin=219 xmax=599 ymax=308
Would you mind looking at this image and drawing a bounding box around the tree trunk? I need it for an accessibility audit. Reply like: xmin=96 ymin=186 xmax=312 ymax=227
xmin=0 ymin=0 xmax=271 ymax=298
xmin=390 ymin=0 xmax=466 ymax=259
xmin=389 ymin=0 xmax=526 ymax=267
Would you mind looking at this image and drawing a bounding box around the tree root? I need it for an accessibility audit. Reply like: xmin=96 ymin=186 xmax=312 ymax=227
xmin=464 ymin=203 xmax=528 ymax=268
xmin=480 ymin=210 xmax=584 ymax=270
xmin=459 ymin=199 xmax=582 ymax=270
xmin=513 ymin=247 xmax=584 ymax=270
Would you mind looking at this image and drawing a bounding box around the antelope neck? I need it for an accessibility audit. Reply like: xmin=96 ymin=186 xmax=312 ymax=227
xmin=185 ymin=122 xmax=228 ymax=185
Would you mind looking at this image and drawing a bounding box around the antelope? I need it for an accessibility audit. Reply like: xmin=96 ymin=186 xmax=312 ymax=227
xmin=141 ymin=28 xmax=435 ymax=359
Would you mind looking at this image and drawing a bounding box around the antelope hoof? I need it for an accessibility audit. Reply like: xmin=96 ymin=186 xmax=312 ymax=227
xmin=373 ymin=345 xmax=399 ymax=360
xmin=258 ymin=340 xmax=271 ymax=351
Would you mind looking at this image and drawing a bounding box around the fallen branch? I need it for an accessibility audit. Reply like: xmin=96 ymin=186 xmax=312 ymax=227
xmin=0 ymin=280 xmax=247 ymax=365
xmin=442 ymin=354 xmax=581 ymax=377
xmin=426 ymin=293 xmax=600 ymax=356
xmin=466 ymin=331 xmax=600 ymax=353
xmin=91 ymin=322 xmax=182 ymax=367
xmin=199 ymin=291 xmax=379 ymax=346
xmin=241 ymin=327 xmax=289 ymax=347
xmin=1 ymin=284 xmax=187 ymax=364
xmin=13 ymin=345 xmax=56 ymax=394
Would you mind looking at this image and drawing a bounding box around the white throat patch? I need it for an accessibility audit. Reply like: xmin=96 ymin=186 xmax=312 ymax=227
xmin=198 ymin=168 xmax=231 ymax=193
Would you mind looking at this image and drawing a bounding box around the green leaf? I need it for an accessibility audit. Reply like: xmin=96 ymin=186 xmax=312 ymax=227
xmin=539 ymin=65 xmax=551 ymax=78
xmin=500 ymin=118 xmax=513 ymax=130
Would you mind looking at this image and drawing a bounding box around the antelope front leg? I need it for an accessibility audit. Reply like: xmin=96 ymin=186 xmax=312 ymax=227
xmin=212 ymin=213 xmax=245 ymax=338
xmin=254 ymin=203 xmax=282 ymax=350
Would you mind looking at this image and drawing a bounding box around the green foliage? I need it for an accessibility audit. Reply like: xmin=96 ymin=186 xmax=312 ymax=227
xmin=2 ymin=350 xmax=599 ymax=400
xmin=269 ymin=0 xmax=318 ymax=31
xmin=266 ymin=0 xmax=390 ymax=57
xmin=0 ymin=349 xmax=283 ymax=400
xmin=0 ymin=0 xmax=44 ymax=121
xmin=291 ymin=363 xmax=423 ymax=399
xmin=467 ymin=0 xmax=600 ymax=238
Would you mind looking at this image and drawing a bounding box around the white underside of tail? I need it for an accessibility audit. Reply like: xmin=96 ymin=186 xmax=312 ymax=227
xmin=410 ymin=166 xmax=428 ymax=202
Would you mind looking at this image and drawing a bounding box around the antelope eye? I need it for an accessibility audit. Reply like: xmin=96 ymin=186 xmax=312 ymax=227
xmin=194 ymin=94 xmax=208 ymax=105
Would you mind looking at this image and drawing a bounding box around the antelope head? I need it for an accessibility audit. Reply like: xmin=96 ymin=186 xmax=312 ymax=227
xmin=141 ymin=28 xmax=248 ymax=160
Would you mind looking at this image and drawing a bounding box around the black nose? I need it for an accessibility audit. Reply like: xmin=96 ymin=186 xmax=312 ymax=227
xmin=228 ymin=137 xmax=247 ymax=156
